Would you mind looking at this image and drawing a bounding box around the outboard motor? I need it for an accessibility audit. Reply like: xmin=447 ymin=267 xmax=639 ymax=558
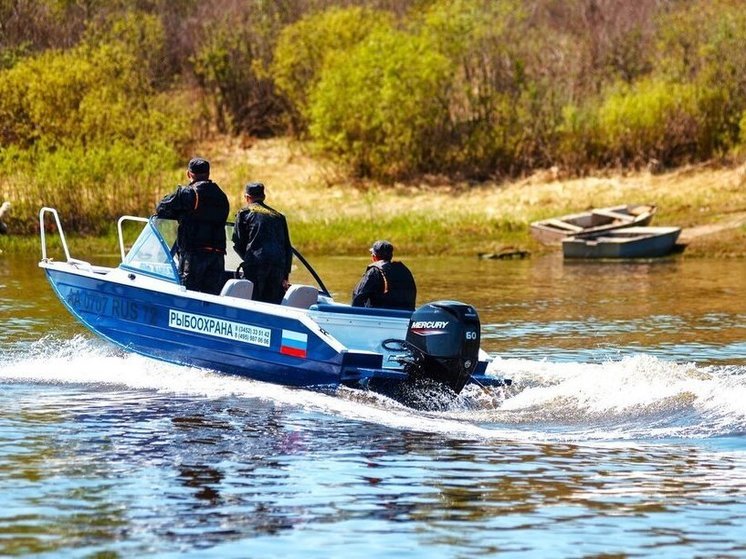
xmin=402 ymin=300 xmax=481 ymax=394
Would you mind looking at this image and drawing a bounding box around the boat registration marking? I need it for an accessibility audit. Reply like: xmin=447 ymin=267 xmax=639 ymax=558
xmin=168 ymin=309 xmax=271 ymax=347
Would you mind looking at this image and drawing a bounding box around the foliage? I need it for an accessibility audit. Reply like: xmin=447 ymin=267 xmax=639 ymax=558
xmin=656 ymin=0 xmax=746 ymax=152
xmin=0 ymin=11 xmax=193 ymax=234
xmin=1 ymin=141 xmax=180 ymax=235
xmin=299 ymin=0 xmax=746 ymax=179
xmin=309 ymin=27 xmax=451 ymax=179
xmin=272 ymin=6 xmax=394 ymax=134
xmin=594 ymin=79 xmax=703 ymax=167
xmin=191 ymin=15 xmax=283 ymax=136
xmin=416 ymin=0 xmax=525 ymax=176
xmin=739 ymin=113 xmax=746 ymax=152
xmin=0 ymin=12 xmax=189 ymax=150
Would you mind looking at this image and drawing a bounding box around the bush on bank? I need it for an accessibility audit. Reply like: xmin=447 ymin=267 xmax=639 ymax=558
xmin=309 ymin=27 xmax=452 ymax=179
xmin=272 ymin=6 xmax=393 ymax=135
xmin=0 ymin=13 xmax=192 ymax=234
xmin=287 ymin=0 xmax=746 ymax=180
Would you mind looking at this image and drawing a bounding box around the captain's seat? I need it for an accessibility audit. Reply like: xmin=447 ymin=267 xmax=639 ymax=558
xmin=281 ymin=284 xmax=318 ymax=309
xmin=220 ymin=278 xmax=254 ymax=300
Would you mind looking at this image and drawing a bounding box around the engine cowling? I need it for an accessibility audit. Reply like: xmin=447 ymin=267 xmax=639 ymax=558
xmin=404 ymin=300 xmax=481 ymax=394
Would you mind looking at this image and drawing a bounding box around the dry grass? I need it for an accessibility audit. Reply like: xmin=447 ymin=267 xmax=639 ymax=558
xmin=195 ymin=137 xmax=746 ymax=257
xmin=3 ymin=136 xmax=745 ymax=258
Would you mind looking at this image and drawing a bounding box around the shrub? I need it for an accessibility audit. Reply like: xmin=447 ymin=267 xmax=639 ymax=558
xmin=0 ymin=12 xmax=194 ymax=234
xmin=417 ymin=0 xmax=528 ymax=176
xmin=594 ymin=78 xmax=704 ymax=167
xmin=308 ymin=28 xmax=452 ymax=180
xmin=0 ymin=139 xmax=183 ymax=235
xmin=555 ymin=102 xmax=602 ymax=172
xmin=0 ymin=12 xmax=190 ymax=150
xmin=656 ymin=0 xmax=746 ymax=153
xmin=272 ymin=7 xmax=393 ymax=133
xmin=192 ymin=19 xmax=283 ymax=136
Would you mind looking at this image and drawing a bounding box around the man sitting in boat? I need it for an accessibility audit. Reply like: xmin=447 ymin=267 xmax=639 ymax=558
xmin=351 ymin=240 xmax=417 ymax=310
xmin=155 ymin=157 xmax=230 ymax=295
xmin=232 ymin=182 xmax=293 ymax=304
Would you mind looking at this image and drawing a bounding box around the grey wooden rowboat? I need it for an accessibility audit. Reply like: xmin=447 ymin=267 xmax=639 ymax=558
xmin=530 ymin=204 xmax=657 ymax=245
xmin=562 ymin=226 xmax=682 ymax=259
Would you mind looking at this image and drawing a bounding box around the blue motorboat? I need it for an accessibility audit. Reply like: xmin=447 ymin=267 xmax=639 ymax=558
xmin=38 ymin=208 xmax=508 ymax=406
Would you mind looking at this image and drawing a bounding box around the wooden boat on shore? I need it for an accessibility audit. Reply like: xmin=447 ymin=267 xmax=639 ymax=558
xmin=562 ymin=226 xmax=682 ymax=259
xmin=530 ymin=204 xmax=657 ymax=245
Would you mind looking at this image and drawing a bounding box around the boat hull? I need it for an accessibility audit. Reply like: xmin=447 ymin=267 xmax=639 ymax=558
xmin=44 ymin=266 xmax=379 ymax=387
xmin=562 ymin=226 xmax=682 ymax=259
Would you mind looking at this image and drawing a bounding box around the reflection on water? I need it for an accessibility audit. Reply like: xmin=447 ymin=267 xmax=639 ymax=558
xmin=1 ymin=252 xmax=745 ymax=557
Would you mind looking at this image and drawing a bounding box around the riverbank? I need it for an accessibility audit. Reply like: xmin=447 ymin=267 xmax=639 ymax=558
xmin=2 ymin=137 xmax=745 ymax=258
xmin=201 ymin=137 xmax=746 ymax=258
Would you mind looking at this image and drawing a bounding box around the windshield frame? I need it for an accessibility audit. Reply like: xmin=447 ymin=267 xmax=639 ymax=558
xmin=117 ymin=216 xmax=180 ymax=283
xmin=115 ymin=216 xmax=331 ymax=295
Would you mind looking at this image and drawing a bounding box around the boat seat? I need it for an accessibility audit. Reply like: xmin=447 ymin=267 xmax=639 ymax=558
xmin=545 ymin=219 xmax=583 ymax=232
xmin=220 ymin=278 xmax=254 ymax=300
xmin=591 ymin=209 xmax=635 ymax=221
xmin=281 ymin=284 xmax=318 ymax=309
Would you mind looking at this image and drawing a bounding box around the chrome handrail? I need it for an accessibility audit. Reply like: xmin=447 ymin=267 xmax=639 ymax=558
xmin=39 ymin=207 xmax=72 ymax=262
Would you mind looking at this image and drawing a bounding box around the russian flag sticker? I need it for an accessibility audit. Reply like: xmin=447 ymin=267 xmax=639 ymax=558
xmin=280 ymin=329 xmax=308 ymax=358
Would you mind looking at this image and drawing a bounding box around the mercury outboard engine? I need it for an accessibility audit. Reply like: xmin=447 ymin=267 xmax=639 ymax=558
xmin=396 ymin=300 xmax=481 ymax=394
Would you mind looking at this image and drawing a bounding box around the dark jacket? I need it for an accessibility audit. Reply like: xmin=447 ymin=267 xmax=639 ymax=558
xmin=232 ymin=201 xmax=292 ymax=278
xmin=351 ymin=260 xmax=417 ymax=310
xmin=156 ymin=180 xmax=230 ymax=254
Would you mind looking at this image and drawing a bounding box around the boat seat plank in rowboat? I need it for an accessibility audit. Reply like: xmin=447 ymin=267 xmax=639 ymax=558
xmin=544 ymin=219 xmax=584 ymax=232
xmin=591 ymin=209 xmax=636 ymax=222
xmin=529 ymin=203 xmax=657 ymax=245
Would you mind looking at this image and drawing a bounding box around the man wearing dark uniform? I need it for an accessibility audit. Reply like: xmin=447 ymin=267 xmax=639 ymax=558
xmin=232 ymin=182 xmax=293 ymax=304
xmin=351 ymin=240 xmax=417 ymax=310
xmin=155 ymin=157 xmax=230 ymax=295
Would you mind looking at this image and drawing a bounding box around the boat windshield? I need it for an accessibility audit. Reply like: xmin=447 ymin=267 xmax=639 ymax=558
xmin=120 ymin=218 xmax=243 ymax=283
xmin=120 ymin=218 xmax=180 ymax=282
xmin=223 ymin=223 xmax=242 ymax=273
xmin=119 ymin=217 xmax=328 ymax=294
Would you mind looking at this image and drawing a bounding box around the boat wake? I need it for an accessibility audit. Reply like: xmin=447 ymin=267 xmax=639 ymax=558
xmin=1 ymin=335 xmax=744 ymax=442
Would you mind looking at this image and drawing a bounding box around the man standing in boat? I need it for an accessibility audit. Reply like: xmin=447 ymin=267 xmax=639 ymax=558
xmin=155 ymin=157 xmax=230 ymax=295
xmin=351 ymin=240 xmax=417 ymax=310
xmin=232 ymin=182 xmax=293 ymax=304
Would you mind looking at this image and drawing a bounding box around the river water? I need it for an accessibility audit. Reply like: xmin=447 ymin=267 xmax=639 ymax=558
xmin=1 ymin=251 xmax=745 ymax=558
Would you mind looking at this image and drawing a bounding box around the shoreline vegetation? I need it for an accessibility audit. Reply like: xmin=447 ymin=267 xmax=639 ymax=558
xmin=1 ymin=1 xmax=746 ymax=258
xmin=2 ymin=137 xmax=745 ymax=259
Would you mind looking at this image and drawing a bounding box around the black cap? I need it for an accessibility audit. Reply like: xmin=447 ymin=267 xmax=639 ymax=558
xmin=188 ymin=157 xmax=210 ymax=175
xmin=245 ymin=182 xmax=265 ymax=200
xmin=370 ymin=240 xmax=394 ymax=260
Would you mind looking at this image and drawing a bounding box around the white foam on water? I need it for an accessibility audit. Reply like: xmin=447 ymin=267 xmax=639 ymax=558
xmin=485 ymin=354 xmax=746 ymax=440
xmin=0 ymin=336 xmax=509 ymax=440
xmin=2 ymin=336 xmax=745 ymax=442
